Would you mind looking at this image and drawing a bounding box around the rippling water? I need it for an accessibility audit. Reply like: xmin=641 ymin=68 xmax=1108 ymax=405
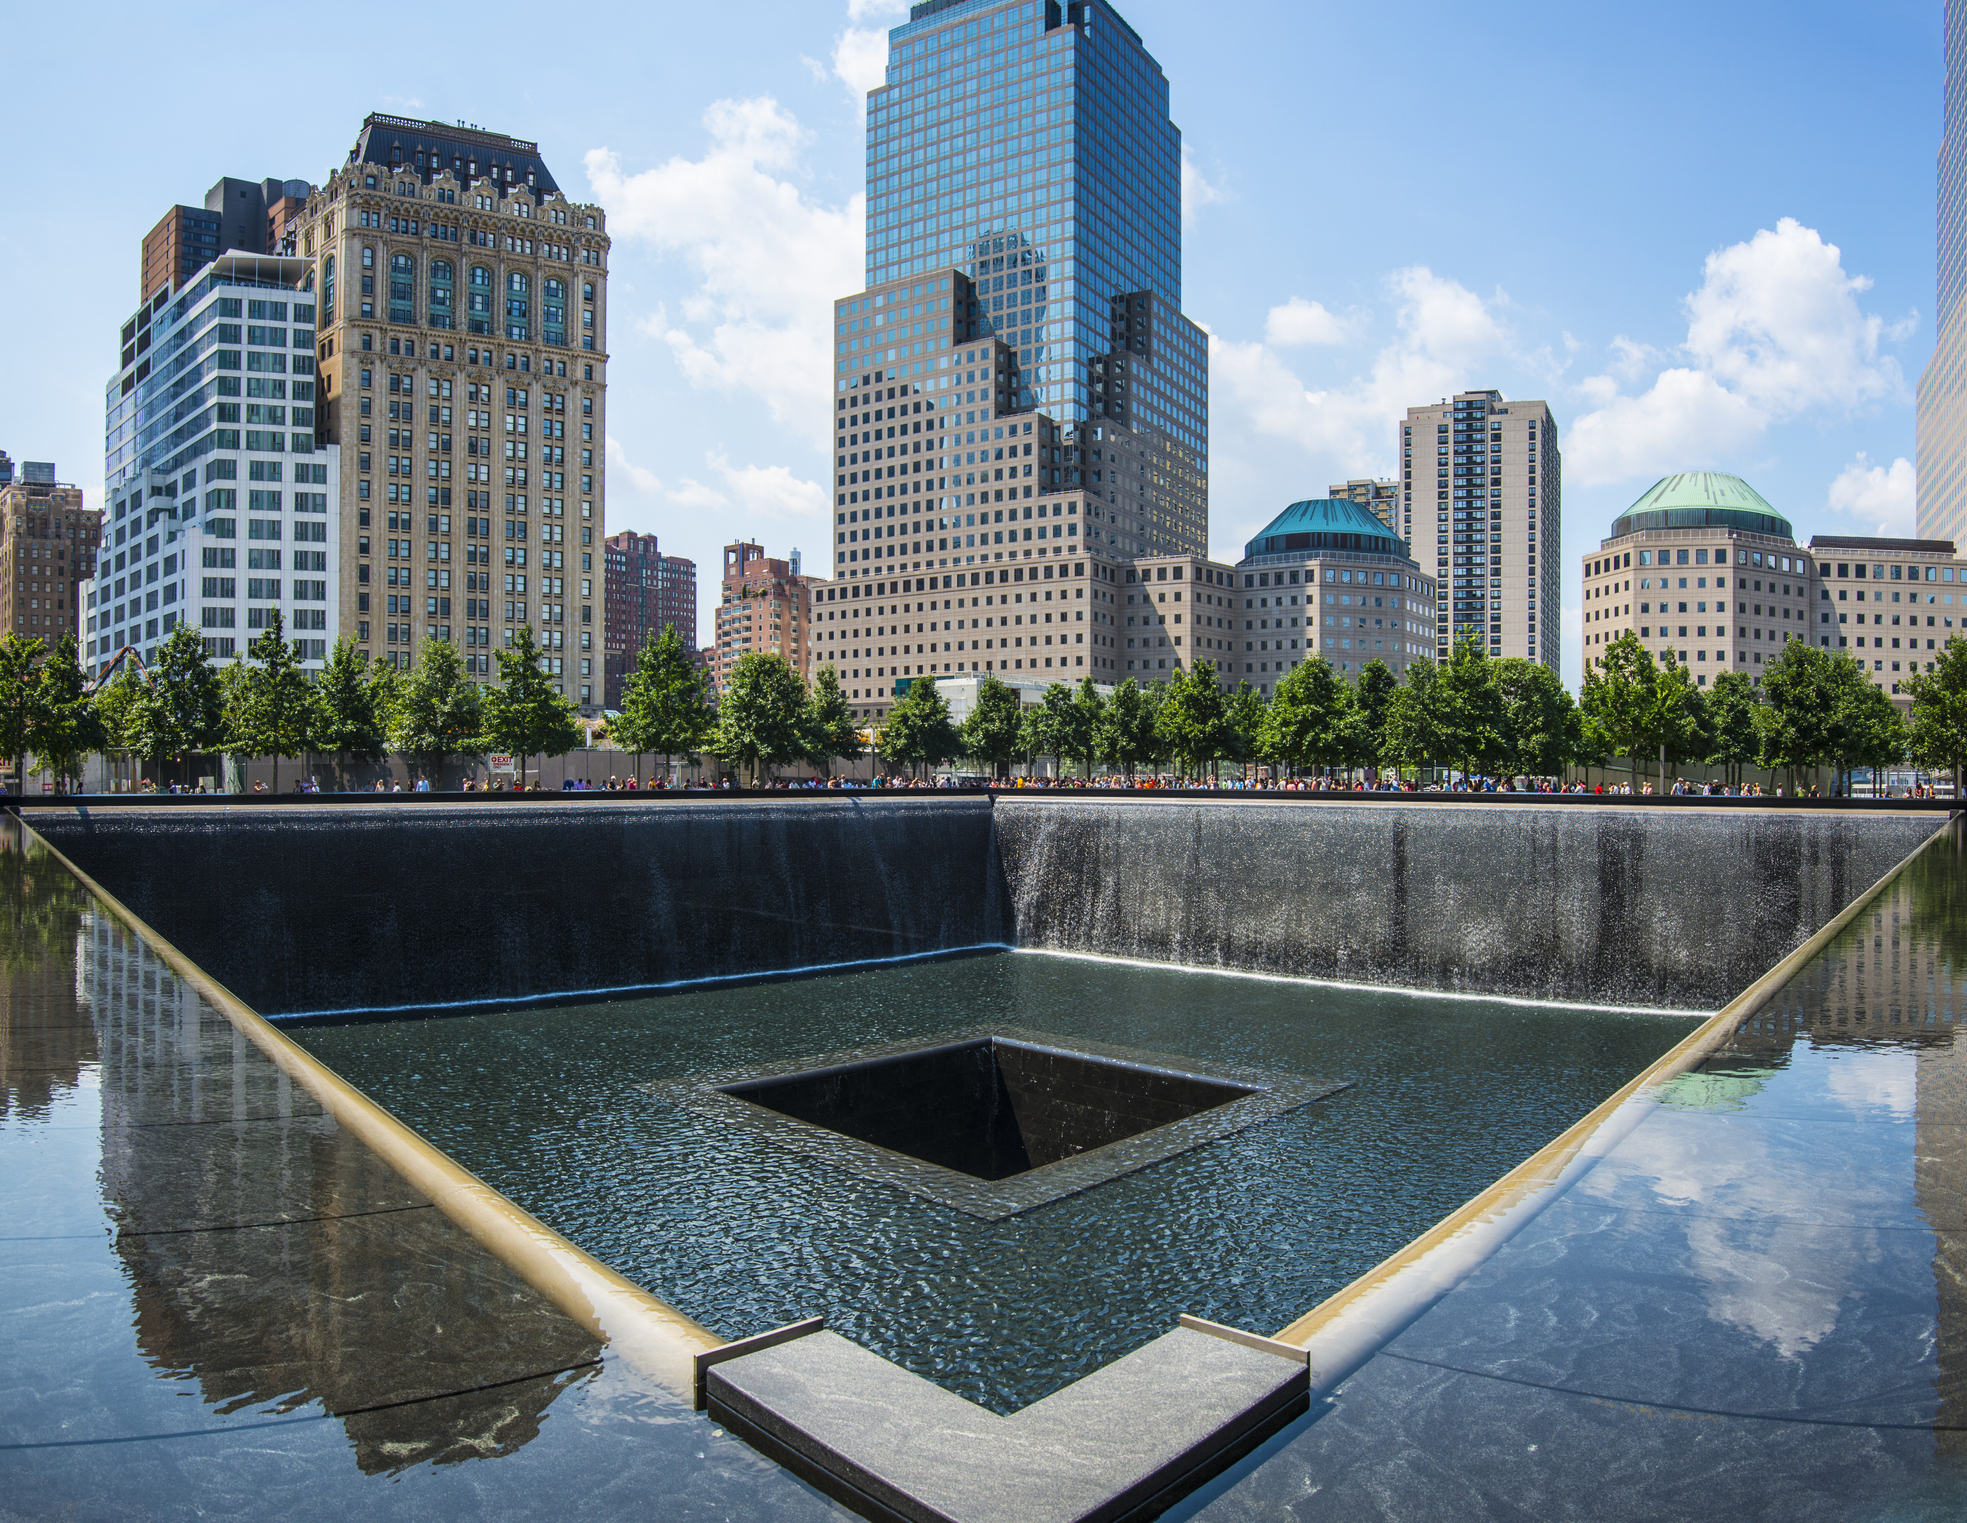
xmin=293 ymin=952 xmax=1691 ymax=1412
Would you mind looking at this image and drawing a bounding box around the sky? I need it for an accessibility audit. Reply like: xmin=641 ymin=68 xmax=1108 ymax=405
xmin=0 ymin=0 xmax=1943 ymax=691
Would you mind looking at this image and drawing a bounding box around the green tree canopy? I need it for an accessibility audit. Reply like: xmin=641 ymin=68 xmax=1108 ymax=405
xmin=1382 ymin=656 xmax=1450 ymax=779
xmin=1904 ymin=636 xmax=1967 ymax=794
xmin=802 ymin=663 xmax=863 ymax=777
xmin=880 ymin=674 xmax=961 ymax=778
xmin=1095 ymin=678 xmax=1156 ymax=779
xmin=712 ymin=651 xmax=809 ymax=785
xmin=1704 ymin=670 xmax=1761 ymax=790
xmin=1440 ymin=637 xmax=1506 ymax=780
xmin=1259 ymin=656 xmax=1348 ymax=776
xmin=391 ymin=637 xmax=483 ymax=786
xmin=1579 ymin=633 xmax=1658 ymax=776
xmin=482 ymin=626 xmax=583 ymax=785
xmin=0 ymin=635 xmax=49 ymax=791
xmin=30 ymin=637 xmax=102 ymax=794
xmin=1023 ymin=682 xmax=1090 ymax=777
xmin=127 ymin=623 xmax=224 ymax=788
xmin=1069 ymin=675 xmax=1106 ymax=777
xmin=311 ymin=638 xmax=388 ymax=789
xmin=960 ymin=672 xmax=1024 ymax=778
xmin=1156 ymin=662 xmax=1230 ymax=777
xmin=613 ymin=624 xmax=716 ymax=782
xmin=1493 ymin=658 xmax=1578 ymax=778
xmin=1759 ymin=641 xmax=1870 ymax=789
xmin=1354 ymin=659 xmax=1398 ymax=761
xmin=225 ymin=613 xmax=315 ymax=792
xmin=1221 ymin=681 xmax=1269 ymax=774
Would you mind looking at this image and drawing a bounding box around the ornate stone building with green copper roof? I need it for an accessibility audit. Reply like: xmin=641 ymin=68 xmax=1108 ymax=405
xmin=1583 ymin=471 xmax=1967 ymax=702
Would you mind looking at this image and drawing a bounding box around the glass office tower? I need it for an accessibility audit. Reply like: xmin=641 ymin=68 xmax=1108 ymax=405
xmin=839 ymin=0 xmax=1207 ymax=557
xmin=1919 ymin=0 xmax=1967 ymax=545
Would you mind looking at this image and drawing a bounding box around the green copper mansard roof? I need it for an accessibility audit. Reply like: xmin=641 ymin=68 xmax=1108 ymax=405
xmin=1611 ymin=473 xmax=1792 ymax=539
xmin=1243 ymin=497 xmax=1406 ymax=561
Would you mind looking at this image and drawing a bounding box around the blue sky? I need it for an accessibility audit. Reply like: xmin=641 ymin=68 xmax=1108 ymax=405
xmin=0 ymin=0 xmax=1940 ymax=688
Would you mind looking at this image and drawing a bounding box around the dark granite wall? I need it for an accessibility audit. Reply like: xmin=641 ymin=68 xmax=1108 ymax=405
xmin=992 ymin=800 xmax=1946 ymax=1010
xmin=30 ymin=799 xmax=1004 ymax=1017
xmin=28 ymin=798 xmax=1946 ymax=1019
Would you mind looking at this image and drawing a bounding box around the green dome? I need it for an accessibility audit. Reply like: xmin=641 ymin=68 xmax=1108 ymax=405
xmin=1243 ymin=498 xmax=1405 ymax=561
xmin=1611 ymin=473 xmax=1791 ymax=539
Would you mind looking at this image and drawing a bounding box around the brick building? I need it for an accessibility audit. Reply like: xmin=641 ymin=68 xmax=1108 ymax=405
xmin=602 ymin=530 xmax=696 ymax=708
xmin=1 ymin=456 xmax=102 ymax=648
xmin=711 ymin=542 xmax=817 ymax=696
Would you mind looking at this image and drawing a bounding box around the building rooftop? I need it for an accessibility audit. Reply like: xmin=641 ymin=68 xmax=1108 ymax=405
xmin=348 ymin=112 xmax=559 ymax=195
xmin=1610 ymin=472 xmax=1792 ymax=540
xmin=1242 ymin=497 xmax=1407 ymax=562
xmin=1808 ymin=534 xmax=1959 ymax=555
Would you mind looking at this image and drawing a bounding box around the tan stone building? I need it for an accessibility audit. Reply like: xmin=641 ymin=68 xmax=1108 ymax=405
xmin=1582 ymin=473 xmax=1967 ymax=705
xmin=1 ymin=459 xmax=100 ymax=647
xmin=295 ymin=113 xmax=609 ymax=713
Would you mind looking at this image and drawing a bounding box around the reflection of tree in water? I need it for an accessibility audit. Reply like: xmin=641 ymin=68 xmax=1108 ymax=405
xmin=86 ymin=919 xmax=601 ymax=1477
xmin=0 ymin=816 xmax=97 ymax=1120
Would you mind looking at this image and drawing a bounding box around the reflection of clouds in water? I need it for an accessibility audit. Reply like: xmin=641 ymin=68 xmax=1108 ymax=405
xmin=1584 ymin=1045 xmax=1918 ymax=1361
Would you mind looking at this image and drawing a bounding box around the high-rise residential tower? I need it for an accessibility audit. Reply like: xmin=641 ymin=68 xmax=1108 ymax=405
xmin=295 ymin=113 xmax=611 ymax=714
xmin=1401 ymin=389 xmax=1560 ymax=667
xmin=830 ymin=0 xmax=1208 ymax=587
xmin=90 ymin=254 xmax=338 ymax=676
xmin=1919 ymin=0 xmax=1967 ymax=546
xmin=140 ymin=178 xmax=313 ymax=306
xmin=710 ymin=542 xmax=816 ymax=695
xmin=2 ymin=460 xmax=100 ymax=649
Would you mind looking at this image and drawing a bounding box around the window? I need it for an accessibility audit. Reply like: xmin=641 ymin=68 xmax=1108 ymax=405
xmin=428 ymin=259 xmax=454 ymax=330
xmin=505 ymin=271 xmax=530 ymax=340
xmin=389 ymin=252 xmax=416 ymax=324
xmin=543 ymin=277 xmax=566 ymax=346
xmin=467 ymin=265 xmax=492 ymax=334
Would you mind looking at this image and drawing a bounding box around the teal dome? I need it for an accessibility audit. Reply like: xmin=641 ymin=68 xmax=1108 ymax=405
xmin=1243 ymin=498 xmax=1405 ymax=561
xmin=1611 ymin=473 xmax=1790 ymax=539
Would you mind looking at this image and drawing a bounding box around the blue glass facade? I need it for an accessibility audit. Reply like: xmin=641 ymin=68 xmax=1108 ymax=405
xmin=1919 ymin=0 xmax=1967 ymax=545
xmin=842 ymin=0 xmax=1207 ymax=560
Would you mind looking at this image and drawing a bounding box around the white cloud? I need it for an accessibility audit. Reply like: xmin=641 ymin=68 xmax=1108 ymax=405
xmin=1263 ymin=297 xmax=1359 ymax=348
xmin=708 ymin=451 xmax=828 ymax=522
xmin=1826 ymin=452 xmax=1917 ymax=536
xmin=584 ymin=98 xmax=860 ymax=443
xmin=1567 ymin=219 xmax=1909 ymax=488
xmin=832 ymin=27 xmax=890 ymax=97
xmin=606 ymin=435 xmax=661 ymax=496
xmin=1181 ymin=146 xmax=1223 ymax=225
xmin=846 ymin=0 xmax=905 ymax=19
xmin=1211 ymin=266 xmax=1512 ymax=488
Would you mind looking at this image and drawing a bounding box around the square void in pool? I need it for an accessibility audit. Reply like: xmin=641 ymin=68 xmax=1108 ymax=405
xmin=648 ymin=1028 xmax=1348 ymax=1219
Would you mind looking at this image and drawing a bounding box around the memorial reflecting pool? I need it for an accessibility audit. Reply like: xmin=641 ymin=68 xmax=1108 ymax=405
xmin=292 ymin=957 xmax=1691 ymax=1412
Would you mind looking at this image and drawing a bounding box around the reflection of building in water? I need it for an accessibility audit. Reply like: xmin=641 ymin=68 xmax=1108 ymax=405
xmin=1722 ymin=831 xmax=1967 ymax=1449
xmin=81 ymin=914 xmax=600 ymax=1474
xmin=0 ymin=822 xmax=96 ymax=1120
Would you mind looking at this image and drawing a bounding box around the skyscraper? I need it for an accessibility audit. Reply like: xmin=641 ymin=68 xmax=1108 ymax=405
xmin=296 ymin=114 xmax=611 ymax=713
xmin=831 ymin=0 xmax=1207 ymax=577
xmin=1918 ymin=0 xmax=1967 ymax=546
xmin=602 ymin=530 xmax=696 ymax=707
xmin=140 ymin=178 xmax=313 ymax=306
xmin=1 ymin=460 xmax=100 ymax=649
xmin=1401 ymin=389 xmax=1560 ymax=667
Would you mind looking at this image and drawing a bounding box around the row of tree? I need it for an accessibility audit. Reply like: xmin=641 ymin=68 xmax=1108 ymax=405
xmin=0 ymin=615 xmax=586 ymax=791
xmin=689 ymin=634 xmax=1967 ymax=791
xmin=8 ymin=618 xmax=1967 ymax=792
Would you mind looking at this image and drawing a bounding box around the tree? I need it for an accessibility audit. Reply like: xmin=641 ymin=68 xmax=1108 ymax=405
xmin=1023 ymin=682 xmax=1088 ymax=778
xmin=1705 ymin=670 xmax=1761 ymax=792
xmin=311 ymin=638 xmax=388 ymax=790
xmin=1760 ymin=641 xmax=1863 ymax=793
xmin=30 ymin=637 xmax=103 ymax=795
xmin=1579 ymin=633 xmax=1658 ymax=784
xmin=1156 ymin=661 xmax=1230 ymax=779
xmin=1440 ymin=636 xmax=1506 ymax=781
xmin=1382 ymin=656 xmax=1451 ymax=782
xmin=482 ymin=626 xmax=583 ymax=787
xmin=1260 ymin=656 xmax=1348 ymax=778
xmin=612 ymin=625 xmax=717 ymax=785
xmin=879 ymin=674 xmax=961 ymax=779
xmin=1904 ymin=636 xmax=1967 ymax=796
xmin=1493 ymin=658 xmax=1578 ymax=780
xmin=126 ymin=623 xmax=224 ymax=788
xmin=802 ymin=663 xmax=863 ymax=779
xmin=91 ymin=666 xmax=144 ymax=787
xmin=1096 ymin=678 xmax=1156 ymax=780
xmin=711 ymin=650 xmax=808 ymax=785
xmin=1070 ymin=675 xmax=1107 ymax=778
xmin=960 ymin=672 xmax=1024 ymax=779
xmin=1221 ymin=681 xmax=1269 ymax=780
xmin=391 ymin=637 xmax=483 ymax=787
xmin=1844 ymin=678 xmax=1909 ymax=791
xmin=1649 ymin=652 xmax=1706 ymax=788
xmin=0 ymin=635 xmax=48 ymax=792
xmin=1354 ymin=659 xmax=1398 ymax=777
xmin=225 ymin=613 xmax=315 ymax=793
